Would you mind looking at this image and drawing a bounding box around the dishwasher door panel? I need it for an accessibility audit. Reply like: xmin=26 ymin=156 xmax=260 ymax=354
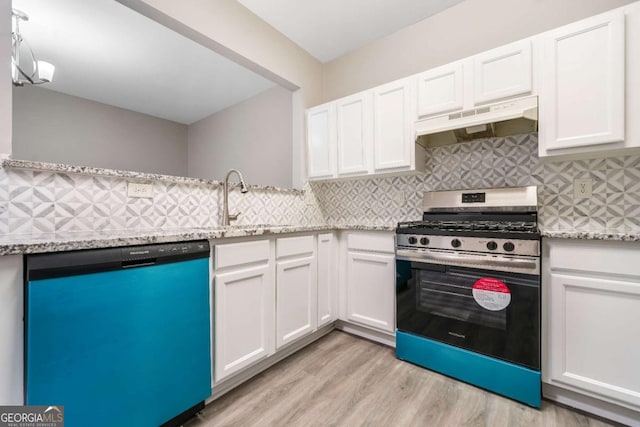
xmin=26 ymin=258 xmax=211 ymax=427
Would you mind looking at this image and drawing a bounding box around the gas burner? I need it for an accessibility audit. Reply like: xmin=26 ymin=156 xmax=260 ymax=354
xmin=396 ymin=186 xmax=540 ymax=242
xmin=399 ymin=219 xmax=539 ymax=235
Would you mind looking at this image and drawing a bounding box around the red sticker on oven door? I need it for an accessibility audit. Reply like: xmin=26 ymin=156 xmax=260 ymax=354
xmin=472 ymin=278 xmax=511 ymax=311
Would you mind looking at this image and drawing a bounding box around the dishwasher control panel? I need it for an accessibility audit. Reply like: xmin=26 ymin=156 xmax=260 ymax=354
xmin=122 ymin=241 xmax=210 ymax=261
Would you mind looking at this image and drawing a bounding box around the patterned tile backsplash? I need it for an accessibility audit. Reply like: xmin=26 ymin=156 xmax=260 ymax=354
xmin=311 ymin=133 xmax=640 ymax=233
xmin=1 ymin=132 xmax=639 ymax=235
xmin=0 ymin=167 xmax=324 ymax=235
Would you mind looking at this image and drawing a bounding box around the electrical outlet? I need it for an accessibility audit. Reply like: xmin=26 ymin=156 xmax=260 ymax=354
xmin=574 ymin=178 xmax=592 ymax=199
xmin=393 ymin=191 xmax=406 ymax=204
xmin=127 ymin=182 xmax=153 ymax=198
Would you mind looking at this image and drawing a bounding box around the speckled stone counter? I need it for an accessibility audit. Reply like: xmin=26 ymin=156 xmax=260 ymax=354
xmin=0 ymin=224 xmax=396 ymax=255
xmin=541 ymin=230 xmax=640 ymax=242
xmin=1 ymin=158 xmax=304 ymax=194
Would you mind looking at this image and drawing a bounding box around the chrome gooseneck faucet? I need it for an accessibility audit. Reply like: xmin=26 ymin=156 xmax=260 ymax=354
xmin=222 ymin=169 xmax=248 ymax=226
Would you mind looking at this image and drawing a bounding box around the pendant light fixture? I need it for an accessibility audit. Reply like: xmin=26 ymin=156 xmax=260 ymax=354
xmin=11 ymin=8 xmax=55 ymax=86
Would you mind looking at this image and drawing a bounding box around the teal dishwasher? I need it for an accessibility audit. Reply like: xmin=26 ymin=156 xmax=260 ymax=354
xmin=25 ymin=241 xmax=212 ymax=427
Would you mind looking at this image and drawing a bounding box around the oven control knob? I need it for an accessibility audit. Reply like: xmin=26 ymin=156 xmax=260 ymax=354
xmin=420 ymin=237 xmax=429 ymax=246
xmin=503 ymin=241 xmax=515 ymax=252
xmin=408 ymin=236 xmax=418 ymax=245
xmin=451 ymin=239 xmax=461 ymax=248
xmin=486 ymin=241 xmax=498 ymax=250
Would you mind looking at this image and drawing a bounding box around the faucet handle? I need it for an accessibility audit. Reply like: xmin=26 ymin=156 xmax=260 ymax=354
xmin=228 ymin=212 xmax=240 ymax=223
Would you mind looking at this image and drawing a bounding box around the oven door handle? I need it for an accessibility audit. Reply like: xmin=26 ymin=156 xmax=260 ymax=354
xmin=396 ymin=249 xmax=538 ymax=270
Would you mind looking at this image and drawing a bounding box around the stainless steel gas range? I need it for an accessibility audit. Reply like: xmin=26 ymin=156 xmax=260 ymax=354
xmin=395 ymin=186 xmax=541 ymax=408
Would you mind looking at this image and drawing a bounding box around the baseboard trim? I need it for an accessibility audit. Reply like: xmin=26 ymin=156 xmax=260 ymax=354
xmin=543 ymin=383 xmax=640 ymax=426
xmin=335 ymin=321 xmax=396 ymax=347
xmin=207 ymin=323 xmax=336 ymax=403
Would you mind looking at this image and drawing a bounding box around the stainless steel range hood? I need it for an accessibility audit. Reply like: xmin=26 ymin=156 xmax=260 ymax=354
xmin=415 ymin=96 xmax=538 ymax=147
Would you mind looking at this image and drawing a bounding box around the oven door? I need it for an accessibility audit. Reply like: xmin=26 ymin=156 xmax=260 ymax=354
xmin=396 ymin=256 xmax=540 ymax=370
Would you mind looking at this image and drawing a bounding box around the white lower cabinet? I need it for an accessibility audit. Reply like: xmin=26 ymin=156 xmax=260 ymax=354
xmin=276 ymin=236 xmax=317 ymax=349
xmin=213 ymin=231 xmax=395 ymax=385
xmin=317 ymin=233 xmax=338 ymax=327
xmin=544 ymin=239 xmax=640 ymax=414
xmin=0 ymin=255 xmax=24 ymax=405
xmin=343 ymin=232 xmax=396 ymax=334
xmin=214 ymin=241 xmax=275 ymax=382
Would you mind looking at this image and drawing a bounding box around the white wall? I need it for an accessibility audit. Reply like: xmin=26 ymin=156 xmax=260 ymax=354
xmin=122 ymin=0 xmax=322 ymax=107
xmin=188 ymin=86 xmax=292 ymax=188
xmin=12 ymin=86 xmax=188 ymax=176
xmin=120 ymin=0 xmax=324 ymax=188
xmin=0 ymin=0 xmax=11 ymax=156
xmin=322 ymin=0 xmax=637 ymax=101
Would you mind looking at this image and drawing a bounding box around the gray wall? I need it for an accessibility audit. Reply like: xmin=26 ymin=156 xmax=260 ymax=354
xmin=12 ymin=86 xmax=188 ymax=176
xmin=187 ymin=86 xmax=293 ymax=188
xmin=322 ymin=0 xmax=637 ymax=101
xmin=0 ymin=0 xmax=11 ymax=156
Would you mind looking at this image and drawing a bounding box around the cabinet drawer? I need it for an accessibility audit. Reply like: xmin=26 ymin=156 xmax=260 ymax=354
xmin=547 ymin=239 xmax=640 ymax=276
xmin=215 ymin=240 xmax=270 ymax=269
xmin=347 ymin=232 xmax=394 ymax=254
xmin=276 ymin=235 xmax=315 ymax=259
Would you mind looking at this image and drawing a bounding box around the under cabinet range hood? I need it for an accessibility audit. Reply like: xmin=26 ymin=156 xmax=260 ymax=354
xmin=415 ymin=96 xmax=538 ymax=147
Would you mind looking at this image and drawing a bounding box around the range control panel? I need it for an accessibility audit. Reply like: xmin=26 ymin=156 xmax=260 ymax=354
xmin=397 ymin=234 xmax=539 ymax=257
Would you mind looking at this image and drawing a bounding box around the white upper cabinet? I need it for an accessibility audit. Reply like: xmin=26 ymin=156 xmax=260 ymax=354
xmin=373 ymin=78 xmax=416 ymax=172
xmin=307 ymin=104 xmax=336 ymax=179
xmin=416 ymin=62 xmax=464 ymax=117
xmin=539 ymin=10 xmax=625 ymax=152
xmin=417 ymin=40 xmax=533 ymax=117
xmin=336 ymin=92 xmax=373 ymax=176
xmin=307 ymin=81 xmax=423 ymax=181
xmin=473 ymin=39 xmax=533 ymax=105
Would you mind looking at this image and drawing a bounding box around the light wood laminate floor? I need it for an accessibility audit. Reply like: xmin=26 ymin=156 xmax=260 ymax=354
xmin=185 ymin=331 xmax=615 ymax=427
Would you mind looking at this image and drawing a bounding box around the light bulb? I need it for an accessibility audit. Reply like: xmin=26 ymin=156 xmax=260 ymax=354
xmin=37 ymin=61 xmax=55 ymax=82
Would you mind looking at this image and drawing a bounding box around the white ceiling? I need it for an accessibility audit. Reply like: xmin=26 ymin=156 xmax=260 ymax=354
xmin=237 ymin=0 xmax=466 ymax=63
xmin=13 ymin=0 xmax=276 ymax=124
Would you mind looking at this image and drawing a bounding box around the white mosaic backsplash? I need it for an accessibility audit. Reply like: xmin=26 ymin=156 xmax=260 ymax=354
xmin=1 ymin=132 xmax=639 ymax=236
xmin=311 ymin=133 xmax=640 ymax=233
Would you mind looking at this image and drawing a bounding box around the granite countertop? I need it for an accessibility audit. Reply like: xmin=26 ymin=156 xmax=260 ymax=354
xmin=1 ymin=158 xmax=304 ymax=195
xmin=2 ymin=225 xmax=639 ymax=256
xmin=541 ymin=230 xmax=640 ymax=242
xmin=0 ymin=224 xmax=396 ymax=255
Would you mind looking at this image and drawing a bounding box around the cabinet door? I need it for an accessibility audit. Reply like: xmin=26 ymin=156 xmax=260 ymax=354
xmin=0 ymin=256 xmax=23 ymax=404
xmin=416 ymin=62 xmax=464 ymax=117
xmin=307 ymin=104 xmax=336 ymax=179
xmin=276 ymin=255 xmax=317 ymax=349
xmin=346 ymin=251 xmax=395 ymax=333
xmin=540 ymin=10 xmax=625 ymax=151
xmin=215 ymin=264 xmax=274 ymax=382
xmin=336 ymin=92 xmax=372 ymax=176
xmin=548 ymin=273 xmax=640 ymax=410
xmin=317 ymin=233 xmax=337 ymax=328
xmin=373 ymin=78 xmax=415 ymax=172
xmin=473 ymin=39 xmax=532 ymax=105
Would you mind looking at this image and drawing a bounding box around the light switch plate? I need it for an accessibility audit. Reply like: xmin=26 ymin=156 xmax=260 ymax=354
xmin=574 ymin=178 xmax=592 ymax=199
xmin=127 ymin=182 xmax=153 ymax=198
